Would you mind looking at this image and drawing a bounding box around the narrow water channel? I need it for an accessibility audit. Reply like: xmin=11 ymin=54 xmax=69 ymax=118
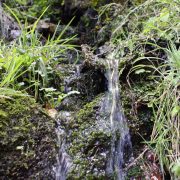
xmin=55 ymin=120 xmax=69 ymax=180
xmin=105 ymin=52 xmax=132 ymax=180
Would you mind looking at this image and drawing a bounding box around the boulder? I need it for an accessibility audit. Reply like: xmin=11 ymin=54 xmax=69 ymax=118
xmin=0 ymin=96 xmax=56 ymax=179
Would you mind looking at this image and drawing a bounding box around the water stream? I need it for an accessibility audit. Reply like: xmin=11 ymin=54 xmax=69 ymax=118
xmin=55 ymin=51 xmax=132 ymax=179
xmin=55 ymin=120 xmax=71 ymax=180
xmin=54 ymin=66 xmax=79 ymax=180
xmin=105 ymin=53 xmax=132 ymax=179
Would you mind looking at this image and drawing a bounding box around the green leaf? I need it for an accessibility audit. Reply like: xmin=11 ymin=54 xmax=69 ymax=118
xmin=40 ymin=87 xmax=56 ymax=92
xmin=160 ymin=8 xmax=169 ymax=22
xmin=171 ymin=106 xmax=180 ymax=117
xmin=16 ymin=146 xmax=24 ymax=150
xmin=0 ymin=110 xmax=8 ymax=117
xmin=13 ymin=127 xmax=20 ymax=130
xmin=160 ymin=12 xmax=169 ymax=22
xmin=172 ymin=162 xmax=180 ymax=177
xmin=135 ymin=69 xmax=145 ymax=74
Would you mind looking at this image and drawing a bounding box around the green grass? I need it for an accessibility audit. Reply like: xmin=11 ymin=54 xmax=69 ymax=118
xmin=0 ymin=7 xmax=77 ymax=102
xmin=149 ymin=44 xmax=180 ymax=178
xmin=123 ymin=42 xmax=180 ymax=178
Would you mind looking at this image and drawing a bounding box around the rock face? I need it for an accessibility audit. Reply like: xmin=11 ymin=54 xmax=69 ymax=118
xmin=64 ymin=0 xmax=110 ymax=9
xmin=56 ymin=95 xmax=113 ymax=179
xmin=54 ymin=44 xmax=132 ymax=179
xmin=0 ymin=5 xmax=20 ymax=40
xmin=0 ymin=96 xmax=56 ymax=179
xmin=64 ymin=0 xmax=126 ymax=9
xmin=53 ymin=56 xmax=116 ymax=179
xmin=64 ymin=0 xmax=91 ymax=9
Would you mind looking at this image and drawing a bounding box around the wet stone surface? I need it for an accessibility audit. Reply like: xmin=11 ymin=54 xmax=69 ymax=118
xmin=0 ymin=96 xmax=56 ymax=179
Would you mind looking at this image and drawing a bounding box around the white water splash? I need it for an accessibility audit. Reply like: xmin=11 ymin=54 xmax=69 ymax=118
xmin=105 ymin=52 xmax=132 ymax=180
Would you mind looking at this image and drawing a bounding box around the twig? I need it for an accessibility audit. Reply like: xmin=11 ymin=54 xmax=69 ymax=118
xmin=125 ymin=147 xmax=149 ymax=170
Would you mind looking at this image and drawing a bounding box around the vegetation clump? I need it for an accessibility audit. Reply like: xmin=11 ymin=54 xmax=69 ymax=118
xmin=104 ymin=0 xmax=180 ymax=178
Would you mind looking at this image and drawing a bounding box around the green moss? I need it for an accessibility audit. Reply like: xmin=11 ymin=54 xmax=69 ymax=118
xmin=0 ymin=109 xmax=8 ymax=118
xmin=126 ymin=166 xmax=143 ymax=179
xmin=0 ymin=96 xmax=56 ymax=179
xmin=67 ymin=94 xmax=112 ymax=179
xmin=77 ymin=96 xmax=99 ymax=124
xmin=120 ymin=80 xmax=154 ymax=146
xmin=90 ymin=0 xmax=108 ymax=7
xmin=0 ymin=97 xmax=33 ymax=145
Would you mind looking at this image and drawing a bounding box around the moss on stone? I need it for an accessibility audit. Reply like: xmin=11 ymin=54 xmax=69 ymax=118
xmin=0 ymin=96 xmax=56 ymax=179
xmin=120 ymin=81 xmax=154 ymax=146
xmin=67 ymin=94 xmax=112 ymax=179
xmin=77 ymin=96 xmax=99 ymax=124
xmin=126 ymin=166 xmax=143 ymax=179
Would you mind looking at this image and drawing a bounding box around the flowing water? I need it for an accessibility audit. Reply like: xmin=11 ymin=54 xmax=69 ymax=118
xmin=55 ymin=116 xmax=72 ymax=180
xmin=55 ymin=52 xmax=132 ymax=179
xmin=105 ymin=54 xmax=132 ymax=179
xmin=54 ymin=66 xmax=79 ymax=180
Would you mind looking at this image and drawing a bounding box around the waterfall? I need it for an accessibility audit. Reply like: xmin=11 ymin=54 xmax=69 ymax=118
xmin=54 ymin=50 xmax=132 ymax=179
xmin=105 ymin=53 xmax=132 ymax=179
xmin=54 ymin=66 xmax=80 ymax=180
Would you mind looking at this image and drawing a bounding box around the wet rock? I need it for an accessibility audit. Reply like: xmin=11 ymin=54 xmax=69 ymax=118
xmin=0 ymin=96 xmax=56 ymax=179
xmin=56 ymin=111 xmax=75 ymax=128
xmin=57 ymin=96 xmax=82 ymax=111
xmin=55 ymin=60 xmax=107 ymax=110
xmin=64 ymin=0 xmax=91 ymax=9
xmin=120 ymin=82 xmax=154 ymax=148
xmin=54 ymin=63 xmax=82 ymax=113
xmin=65 ymin=95 xmax=113 ymax=179
xmin=54 ymin=58 xmax=115 ymax=178
xmin=0 ymin=6 xmax=21 ymax=40
xmin=37 ymin=19 xmax=76 ymax=38
xmin=77 ymin=67 xmax=107 ymax=100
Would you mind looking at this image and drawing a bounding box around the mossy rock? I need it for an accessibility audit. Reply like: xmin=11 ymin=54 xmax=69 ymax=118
xmin=66 ymin=94 xmax=113 ymax=179
xmin=0 ymin=96 xmax=56 ymax=179
xmin=120 ymin=81 xmax=154 ymax=147
xmin=64 ymin=0 xmax=109 ymax=9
